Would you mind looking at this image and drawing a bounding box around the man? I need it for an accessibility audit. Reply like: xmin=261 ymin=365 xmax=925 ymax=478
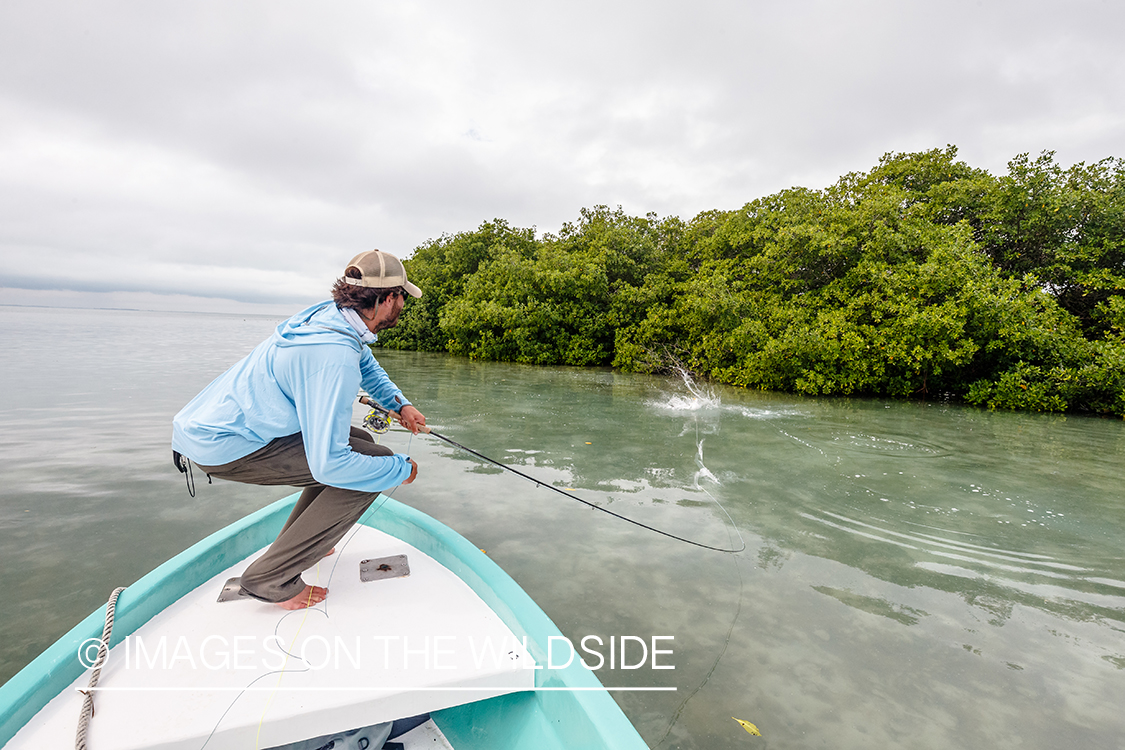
xmin=172 ymin=250 xmax=426 ymax=610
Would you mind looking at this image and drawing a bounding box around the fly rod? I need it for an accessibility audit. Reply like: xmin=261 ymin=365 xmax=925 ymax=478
xmin=358 ymin=396 xmax=745 ymax=553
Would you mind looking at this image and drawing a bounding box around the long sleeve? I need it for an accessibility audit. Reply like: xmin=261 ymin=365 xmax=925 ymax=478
xmin=289 ymin=355 xmax=413 ymax=492
xmin=359 ymin=348 xmax=412 ymax=412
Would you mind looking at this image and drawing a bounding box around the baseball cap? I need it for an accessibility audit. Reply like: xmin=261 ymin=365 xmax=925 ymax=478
xmin=342 ymin=250 xmax=422 ymax=298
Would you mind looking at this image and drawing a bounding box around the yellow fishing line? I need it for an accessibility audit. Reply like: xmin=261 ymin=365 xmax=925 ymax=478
xmin=255 ymin=561 xmax=322 ymax=749
xmin=250 ymin=426 xmax=413 ymax=747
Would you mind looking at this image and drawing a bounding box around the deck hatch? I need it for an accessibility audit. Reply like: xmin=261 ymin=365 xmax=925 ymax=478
xmin=361 ymin=554 xmax=410 ymax=582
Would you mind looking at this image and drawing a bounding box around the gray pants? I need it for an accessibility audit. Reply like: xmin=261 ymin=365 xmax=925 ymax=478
xmin=197 ymin=427 xmax=392 ymax=603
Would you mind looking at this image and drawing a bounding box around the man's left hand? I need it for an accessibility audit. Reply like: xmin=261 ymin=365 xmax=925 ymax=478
xmin=398 ymin=405 xmax=427 ymax=435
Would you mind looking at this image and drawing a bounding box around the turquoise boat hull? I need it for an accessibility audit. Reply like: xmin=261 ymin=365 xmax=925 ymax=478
xmin=0 ymin=493 xmax=648 ymax=749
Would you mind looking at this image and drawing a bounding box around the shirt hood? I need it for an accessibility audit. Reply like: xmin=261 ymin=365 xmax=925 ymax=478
xmin=270 ymin=300 xmax=373 ymax=350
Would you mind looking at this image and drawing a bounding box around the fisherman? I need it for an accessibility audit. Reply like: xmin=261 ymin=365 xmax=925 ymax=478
xmin=172 ymin=250 xmax=425 ymax=610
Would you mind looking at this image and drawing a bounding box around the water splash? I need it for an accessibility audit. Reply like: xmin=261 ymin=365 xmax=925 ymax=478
xmin=654 ymin=361 xmax=721 ymax=411
xmin=649 ymin=362 xmax=735 ymax=543
xmin=694 ymin=437 xmax=720 ymax=487
xmin=673 ymin=361 xmax=719 ymax=403
xmin=729 ymin=405 xmax=806 ymax=420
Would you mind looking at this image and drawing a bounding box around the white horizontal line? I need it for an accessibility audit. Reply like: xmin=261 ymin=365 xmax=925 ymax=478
xmin=79 ymin=686 xmax=676 ymax=692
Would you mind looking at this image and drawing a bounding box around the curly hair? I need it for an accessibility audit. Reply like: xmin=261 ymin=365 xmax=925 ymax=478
xmin=331 ymin=269 xmax=406 ymax=310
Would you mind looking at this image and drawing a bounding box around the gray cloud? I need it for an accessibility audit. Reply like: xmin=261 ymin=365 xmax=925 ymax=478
xmin=1 ymin=0 xmax=1122 ymax=309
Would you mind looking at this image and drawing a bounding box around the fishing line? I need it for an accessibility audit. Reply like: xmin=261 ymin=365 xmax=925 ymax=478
xmin=359 ymin=397 xmax=745 ymax=554
xmin=198 ymin=586 xmax=320 ymax=750
xmin=254 ymin=568 xmax=322 ymax=750
xmin=647 ymin=391 xmax=745 ymax=745
xmin=201 ymin=431 xmax=414 ymax=750
xmin=653 ymin=554 xmax=744 ymax=749
xmin=321 ymin=429 xmax=413 ymax=616
xmin=196 ymin=664 xmax=312 ymax=750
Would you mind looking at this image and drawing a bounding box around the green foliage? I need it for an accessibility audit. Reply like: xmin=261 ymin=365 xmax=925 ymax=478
xmin=973 ymin=152 xmax=1125 ymax=333
xmin=415 ymin=207 xmax=686 ymax=366
xmin=378 ymin=148 xmax=1125 ymax=416
xmin=440 ymin=242 xmax=613 ymax=365
xmin=378 ymin=220 xmax=538 ymax=352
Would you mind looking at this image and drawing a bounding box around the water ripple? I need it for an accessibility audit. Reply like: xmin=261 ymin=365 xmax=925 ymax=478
xmin=827 ymin=431 xmax=950 ymax=458
xmin=801 ymin=508 xmax=1125 ymax=616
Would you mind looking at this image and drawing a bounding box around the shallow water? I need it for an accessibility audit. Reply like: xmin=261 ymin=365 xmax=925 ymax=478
xmin=1 ymin=305 xmax=1123 ymax=749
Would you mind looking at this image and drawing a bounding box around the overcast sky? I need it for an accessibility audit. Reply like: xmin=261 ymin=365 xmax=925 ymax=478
xmin=1 ymin=0 xmax=1122 ymax=313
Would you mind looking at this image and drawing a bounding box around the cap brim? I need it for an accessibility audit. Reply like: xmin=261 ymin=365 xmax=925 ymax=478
xmin=404 ymin=281 xmax=423 ymax=298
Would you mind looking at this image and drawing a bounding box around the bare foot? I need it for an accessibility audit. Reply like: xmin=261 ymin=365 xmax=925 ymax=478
xmin=277 ymin=585 xmax=328 ymax=610
xmin=325 ymin=547 xmax=336 ymax=557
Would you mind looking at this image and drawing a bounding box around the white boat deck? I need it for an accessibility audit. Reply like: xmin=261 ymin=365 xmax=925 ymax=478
xmin=9 ymin=524 xmax=535 ymax=750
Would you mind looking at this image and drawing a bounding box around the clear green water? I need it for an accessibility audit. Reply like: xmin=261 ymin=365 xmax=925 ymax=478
xmin=2 ymin=305 xmax=1123 ymax=749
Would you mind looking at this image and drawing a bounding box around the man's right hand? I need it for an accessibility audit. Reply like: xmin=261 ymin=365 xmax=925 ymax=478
xmin=403 ymin=458 xmax=419 ymax=485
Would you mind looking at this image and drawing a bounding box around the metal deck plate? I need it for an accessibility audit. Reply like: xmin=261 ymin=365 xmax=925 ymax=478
xmin=360 ymin=554 xmax=410 ymax=582
xmin=216 ymin=577 xmax=251 ymax=603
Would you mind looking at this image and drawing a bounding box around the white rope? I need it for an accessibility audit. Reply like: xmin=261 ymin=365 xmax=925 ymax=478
xmin=76 ymin=586 xmax=126 ymax=750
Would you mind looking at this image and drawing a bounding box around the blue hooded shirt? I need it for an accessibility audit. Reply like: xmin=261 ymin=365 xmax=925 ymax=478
xmin=172 ymin=301 xmax=413 ymax=492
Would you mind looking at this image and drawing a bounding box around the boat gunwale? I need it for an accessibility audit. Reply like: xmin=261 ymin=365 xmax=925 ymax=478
xmin=0 ymin=493 xmax=645 ymax=748
xmin=0 ymin=496 xmax=295 ymax=745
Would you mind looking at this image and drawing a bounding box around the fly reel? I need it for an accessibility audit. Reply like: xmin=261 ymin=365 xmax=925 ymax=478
xmin=363 ymin=408 xmax=393 ymax=434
